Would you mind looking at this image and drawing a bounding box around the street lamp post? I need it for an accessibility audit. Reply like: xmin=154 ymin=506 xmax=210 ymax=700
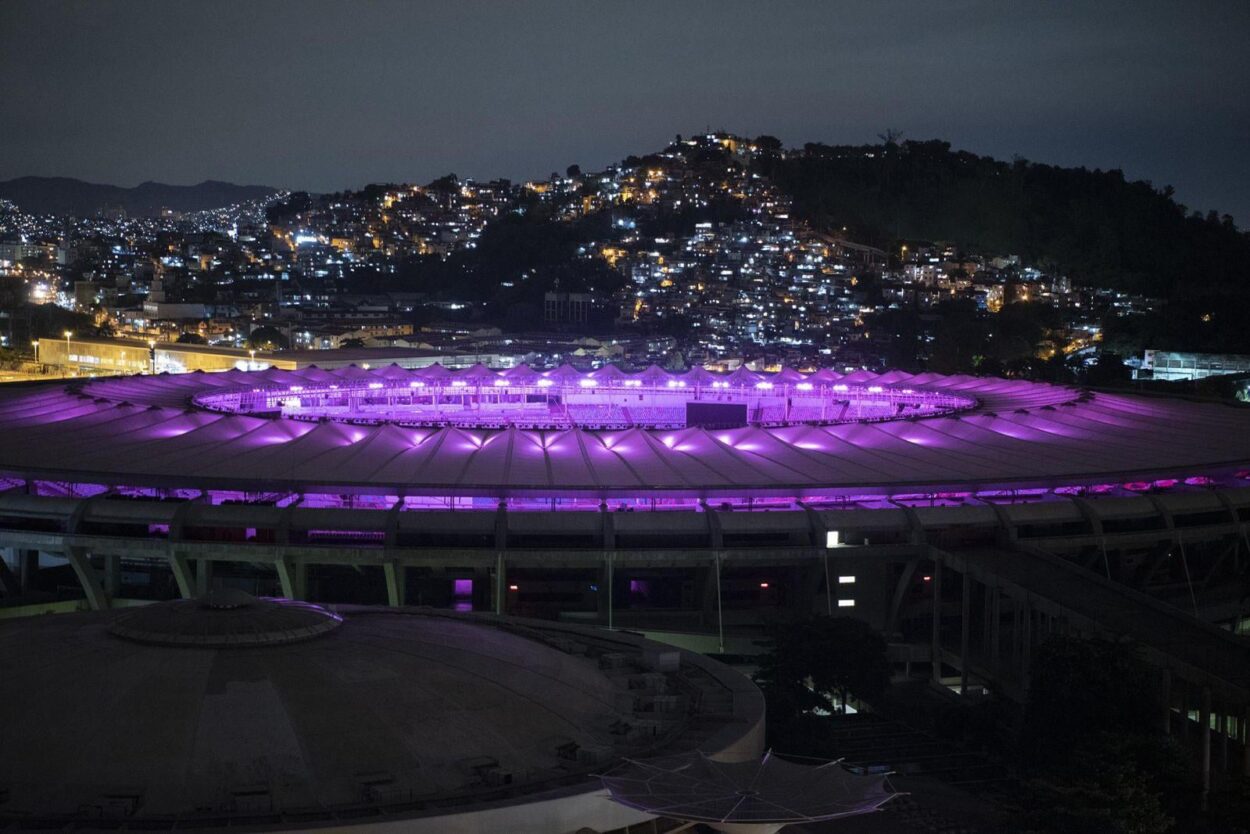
xmin=148 ymin=340 xmax=157 ymax=374
xmin=248 ymin=349 xmax=256 ymax=371
xmin=64 ymin=331 xmax=72 ymax=376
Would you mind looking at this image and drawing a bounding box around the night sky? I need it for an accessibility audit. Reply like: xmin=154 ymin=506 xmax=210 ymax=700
xmin=2 ymin=0 xmax=1248 ymax=224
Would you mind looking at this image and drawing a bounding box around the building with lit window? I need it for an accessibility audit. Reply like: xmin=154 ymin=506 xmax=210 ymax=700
xmin=1138 ymin=349 xmax=1250 ymax=381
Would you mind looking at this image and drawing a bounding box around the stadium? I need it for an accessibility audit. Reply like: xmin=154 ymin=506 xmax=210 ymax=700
xmin=3 ymin=363 xmax=1250 ymax=618
xmin=2 ymin=361 xmax=1250 ymax=796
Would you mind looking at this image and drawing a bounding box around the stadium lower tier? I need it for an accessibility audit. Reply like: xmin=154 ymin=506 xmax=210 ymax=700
xmin=5 ymin=483 xmax=1250 ymax=629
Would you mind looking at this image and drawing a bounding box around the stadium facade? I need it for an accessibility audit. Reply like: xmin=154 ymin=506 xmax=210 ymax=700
xmin=2 ymin=362 xmax=1250 ymax=627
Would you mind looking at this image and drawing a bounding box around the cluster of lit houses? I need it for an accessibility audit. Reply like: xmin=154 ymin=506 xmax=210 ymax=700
xmin=0 ymin=134 xmax=1161 ymax=374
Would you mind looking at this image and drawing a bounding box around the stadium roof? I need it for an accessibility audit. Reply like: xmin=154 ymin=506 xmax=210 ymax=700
xmin=0 ymin=365 xmax=1248 ymax=498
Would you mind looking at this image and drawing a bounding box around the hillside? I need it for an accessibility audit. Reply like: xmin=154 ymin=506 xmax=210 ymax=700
xmin=756 ymin=139 xmax=1250 ymax=300
xmin=0 ymin=177 xmax=279 ymax=217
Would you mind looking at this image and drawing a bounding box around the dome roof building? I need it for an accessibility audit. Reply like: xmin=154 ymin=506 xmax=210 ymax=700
xmin=0 ymin=596 xmax=764 ymax=832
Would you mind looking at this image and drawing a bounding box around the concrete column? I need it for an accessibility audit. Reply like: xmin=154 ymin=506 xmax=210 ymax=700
xmin=930 ymin=558 xmax=943 ymax=685
xmin=599 ymin=553 xmax=614 ymax=629
xmin=990 ymin=587 xmax=1001 ymax=671
xmin=822 ymin=550 xmax=833 ymax=616
xmin=66 ymin=547 xmax=107 ymax=611
xmin=104 ymin=554 xmax=122 ymax=597
xmin=699 ymin=562 xmax=719 ymax=628
xmin=1222 ymin=712 xmax=1230 ymax=772
xmin=1160 ymin=669 xmax=1172 ymax=736
xmin=1021 ymin=602 xmax=1033 ymax=691
xmin=195 ymin=558 xmax=213 ymax=596
xmin=493 ymin=552 xmax=506 ymax=616
xmin=19 ymin=548 xmax=38 ymax=592
xmin=714 ymin=552 xmax=724 ymax=654
xmin=793 ymin=563 xmax=823 ymax=618
xmin=1200 ymin=686 xmax=1212 ymax=810
xmin=1011 ymin=596 xmax=1022 ymax=665
xmin=168 ymin=551 xmax=194 ymax=598
xmin=981 ymin=581 xmax=993 ymax=657
xmin=275 ymin=558 xmax=307 ymax=600
xmin=1243 ymin=705 xmax=1250 ymax=780
xmin=1180 ymin=688 xmax=1190 ymax=744
xmin=960 ymin=570 xmax=972 ymax=697
xmin=383 ymin=561 xmax=405 ymax=607
xmin=0 ymin=551 xmax=20 ymax=596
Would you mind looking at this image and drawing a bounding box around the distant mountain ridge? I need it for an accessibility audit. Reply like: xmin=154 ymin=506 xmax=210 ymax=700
xmin=0 ymin=176 xmax=279 ymax=217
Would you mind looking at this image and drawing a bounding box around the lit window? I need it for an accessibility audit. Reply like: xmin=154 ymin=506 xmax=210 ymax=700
xmin=838 ymin=575 xmax=856 ymax=584
xmin=826 ymin=530 xmax=841 ymax=548
xmin=837 ymin=599 xmax=855 ymax=608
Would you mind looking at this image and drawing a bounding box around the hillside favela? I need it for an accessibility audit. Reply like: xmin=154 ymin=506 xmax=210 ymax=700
xmin=5 ymin=133 xmax=1244 ymax=386
xmin=2 ymin=4 xmax=1250 ymax=834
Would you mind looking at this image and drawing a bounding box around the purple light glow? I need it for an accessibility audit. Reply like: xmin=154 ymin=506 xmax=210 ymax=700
xmin=187 ymin=365 xmax=977 ymax=431
xmin=4 ymin=366 xmax=1245 ymax=508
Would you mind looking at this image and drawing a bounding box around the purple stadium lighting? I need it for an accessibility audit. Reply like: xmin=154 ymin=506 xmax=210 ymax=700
xmin=190 ymin=365 xmax=977 ymax=429
xmin=0 ymin=363 xmax=1247 ymax=508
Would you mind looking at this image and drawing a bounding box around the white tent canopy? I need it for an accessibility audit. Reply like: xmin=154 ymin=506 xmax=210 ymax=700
xmin=601 ymin=750 xmax=898 ymax=834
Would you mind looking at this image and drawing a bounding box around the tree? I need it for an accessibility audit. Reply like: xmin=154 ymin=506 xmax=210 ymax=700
xmin=175 ymin=332 xmax=206 ymax=345
xmin=1023 ymin=637 xmax=1161 ymax=764
xmin=1084 ymin=353 xmax=1130 ymax=387
xmin=927 ymin=298 xmax=985 ymax=373
xmin=753 ymin=135 xmax=783 ymax=153
xmin=987 ymin=302 xmax=1059 ymax=365
xmin=425 ymin=174 xmax=459 ymax=196
xmin=754 ymin=616 xmax=890 ymax=721
xmin=1013 ymin=636 xmax=1198 ymax=832
xmin=1018 ymin=749 xmax=1174 ymax=834
xmin=566 ymin=164 xmax=581 ymax=178
xmin=246 ymin=326 xmax=288 ymax=351
xmin=338 ymin=337 xmax=366 ymax=349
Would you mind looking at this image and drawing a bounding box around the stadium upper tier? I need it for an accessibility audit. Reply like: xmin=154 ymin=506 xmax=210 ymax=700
xmin=187 ymin=363 xmax=977 ymax=429
xmin=2 ymin=363 xmax=1250 ymax=500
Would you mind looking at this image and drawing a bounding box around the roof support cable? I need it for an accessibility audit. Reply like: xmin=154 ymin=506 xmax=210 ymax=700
xmin=1177 ymin=534 xmax=1199 ymax=619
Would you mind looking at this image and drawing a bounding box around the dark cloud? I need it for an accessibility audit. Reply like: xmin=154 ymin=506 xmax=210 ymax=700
xmin=2 ymin=0 xmax=1247 ymax=223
